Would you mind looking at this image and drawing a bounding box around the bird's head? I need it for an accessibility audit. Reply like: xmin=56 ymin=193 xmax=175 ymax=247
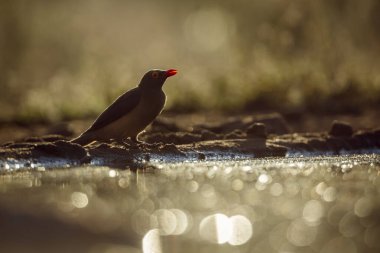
xmin=139 ymin=69 xmax=177 ymax=90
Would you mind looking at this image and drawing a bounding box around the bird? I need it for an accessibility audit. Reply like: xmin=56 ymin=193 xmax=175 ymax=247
xmin=71 ymin=69 xmax=177 ymax=145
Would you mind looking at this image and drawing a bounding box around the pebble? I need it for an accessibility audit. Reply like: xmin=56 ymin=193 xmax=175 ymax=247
xmin=329 ymin=121 xmax=353 ymax=137
xmin=246 ymin=123 xmax=268 ymax=138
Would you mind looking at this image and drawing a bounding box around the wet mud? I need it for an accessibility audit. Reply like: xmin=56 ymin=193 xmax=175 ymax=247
xmin=1 ymin=114 xmax=379 ymax=169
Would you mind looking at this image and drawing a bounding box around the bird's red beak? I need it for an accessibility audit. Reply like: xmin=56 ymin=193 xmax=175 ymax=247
xmin=166 ymin=69 xmax=178 ymax=77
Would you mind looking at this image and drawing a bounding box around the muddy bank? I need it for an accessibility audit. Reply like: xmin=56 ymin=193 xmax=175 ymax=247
xmin=0 ymin=114 xmax=379 ymax=170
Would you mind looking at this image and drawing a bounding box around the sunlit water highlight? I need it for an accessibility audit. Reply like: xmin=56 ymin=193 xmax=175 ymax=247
xmin=0 ymin=154 xmax=379 ymax=253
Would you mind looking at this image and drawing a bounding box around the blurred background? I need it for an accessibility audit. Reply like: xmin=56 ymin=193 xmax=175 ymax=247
xmin=1 ymin=0 xmax=380 ymax=123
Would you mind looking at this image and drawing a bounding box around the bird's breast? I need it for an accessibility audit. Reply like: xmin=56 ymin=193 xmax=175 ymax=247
xmin=138 ymin=91 xmax=166 ymax=118
xmin=115 ymin=91 xmax=165 ymax=137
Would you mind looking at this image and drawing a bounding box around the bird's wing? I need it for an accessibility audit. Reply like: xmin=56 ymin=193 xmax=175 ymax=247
xmin=85 ymin=87 xmax=141 ymax=132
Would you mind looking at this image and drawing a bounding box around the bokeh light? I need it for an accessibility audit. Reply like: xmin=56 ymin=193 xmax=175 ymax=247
xmin=184 ymin=8 xmax=235 ymax=52
xmin=170 ymin=209 xmax=189 ymax=235
xmin=1 ymin=1 xmax=380 ymax=121
xmin=199 ymin=213 xmax=232 ymax=244
xmin=0 ymin=156 xmax=379 ymax=252
xmin=228 ymin=215 xmax=253 ymax=246
xmin=321 ymin=236 xmax=357 ymax=253
xmin=302 ymin=200 xmax=324 ymax=224
xmin=151 ymin=209 xmax=177 ymax=236
xmin=143 ymin=229 xmax=162 ymax=253
xmin=287 ymin=218 xmax=318 ymax=246
xmin=71 ymin=192 xmax=89 ymax=209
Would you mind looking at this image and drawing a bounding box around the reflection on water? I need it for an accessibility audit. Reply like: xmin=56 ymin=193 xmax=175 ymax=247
xmin=0 ymin=155 xmax=379 ymax=253
xmin=143 ymin=229 xmax=161 ymax=253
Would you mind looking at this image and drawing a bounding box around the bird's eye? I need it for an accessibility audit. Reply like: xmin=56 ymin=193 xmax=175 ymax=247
xmin=151 ymin=71 xmax=159 ymax=79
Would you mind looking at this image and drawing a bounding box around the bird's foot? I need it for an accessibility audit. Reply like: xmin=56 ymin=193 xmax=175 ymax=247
xmin=131 ymin=136 xmax=140 ymax=143
xmin=121 ymin=137 xmax=148 ymax=147
xmin=131 ymin=137 xmax=156 ymax=147
xmin=136 ymin=140 xmax=150 ymax=146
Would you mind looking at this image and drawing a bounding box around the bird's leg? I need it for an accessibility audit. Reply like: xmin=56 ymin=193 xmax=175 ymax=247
xmin=131 ymin=136 xmax=151 ymax=146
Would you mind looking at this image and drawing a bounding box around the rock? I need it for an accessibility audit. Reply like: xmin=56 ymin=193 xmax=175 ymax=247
xmin=33 ymin=140 xmax=87 ymax=159
xmin=180 ymin=133 xmax=202 ymax=144
xmin=268 ymin=144 xmax=288 ymax=156
xmin=353 ymin=132 xmax=373 ymax=148
xmin=41 ymin=135 xmax=67 ymax=142
xmin=249 ymin=144 xmax=287 ymax=158
xmin=1 ymin=142 xmax=14 ymax=147
xmin=329 ymin=121 xmax=353 ymax=137
xmin=23 ymin=137 xmax=44 ymax=142
xmin=345 ymin=137 xmax=364 ymax=150
xmin=246 ymin=123 xmax=268 ymax=138
xmin=307 ymin=138 xmax=329 ymax=150
xmin=60 ymin=141 xmax=88 ymax=159
xmin=143 ymin=153 xmax=150 ymax=162
xmin=200 ymin=129 xmax=218 ymax=141
xmin=326 ymin=137 xmax=351 ymax=152
xmin=143 ymin=132 xmax=202 ymax=145
xmin=7 ymin=142 xmax=37 ymax=149
xmin=33 ymin=143 xmax=61 ymax=156
xmin=373 ymin=129 xmax=380 ymax=147
xmin=197 ymin=152 xmax=206 ymax=160
xmin=374 ymin=128 xmax=380 ymax=138
xmin=194 ymin=113 xmax=289 ymax=135
xmin=254 ymin=113 xmax=290 ymax=135
xmin=79 ymin=155 xmax=92 ymax=164
xmin=159 ymin=143 xmax=185 ymax=156
xmin=290 ymin=142 xmax=314 ymax=152
xmin=224 ymin=130 xmax=246 ymax=139
xmin=23 ymin=135 xmax=66 ymax=143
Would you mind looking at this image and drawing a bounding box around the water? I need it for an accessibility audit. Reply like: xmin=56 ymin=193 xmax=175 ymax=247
xmin=0 ymin=154 xmax=379 ymax=253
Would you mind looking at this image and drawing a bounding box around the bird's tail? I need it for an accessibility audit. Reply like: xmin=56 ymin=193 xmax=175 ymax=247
xmin=70 ymin=133 xmax=94 ymax=146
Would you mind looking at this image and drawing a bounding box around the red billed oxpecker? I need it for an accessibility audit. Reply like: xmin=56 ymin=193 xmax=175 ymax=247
xmin=71 ymin=69 xmax=178 ymax=145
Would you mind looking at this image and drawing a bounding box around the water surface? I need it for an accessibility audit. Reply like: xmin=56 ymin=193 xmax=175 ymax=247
xmin=0 ymin=154 xmax=379 ymax=253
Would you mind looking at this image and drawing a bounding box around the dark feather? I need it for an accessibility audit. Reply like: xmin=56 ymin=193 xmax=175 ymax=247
xmin=85 ymin=87 xmax=141 ymax=132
